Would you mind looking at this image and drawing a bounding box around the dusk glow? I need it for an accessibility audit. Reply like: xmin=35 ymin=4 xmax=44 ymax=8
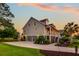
xmin=8 ymin=3 xmax=79 ymax=33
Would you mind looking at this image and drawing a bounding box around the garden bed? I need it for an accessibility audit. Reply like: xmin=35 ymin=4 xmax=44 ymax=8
xmin=0 ymin=38 xmax=18 ymax=42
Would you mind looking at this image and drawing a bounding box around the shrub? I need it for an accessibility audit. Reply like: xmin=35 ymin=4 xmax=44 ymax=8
xmin=73 ymin=35 xmax=79 ymax=40
xmin=34 ymin=36 xmax=50 ymax=44
xmin=59 ymin=36 xmax=70 ymax=46
xmin=0 ymin=38 xmax=18 ymax=42
xmin=0 ymin=27 xmax=19 ymax=39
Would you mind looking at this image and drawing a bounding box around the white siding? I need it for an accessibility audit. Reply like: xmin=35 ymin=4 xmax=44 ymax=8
xmin=23 ymin=19 xmax=47 ymax=36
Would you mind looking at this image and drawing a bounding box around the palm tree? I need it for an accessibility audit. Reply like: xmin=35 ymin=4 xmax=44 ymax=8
xmin=63 ymin=22 xmax=79 ymax=43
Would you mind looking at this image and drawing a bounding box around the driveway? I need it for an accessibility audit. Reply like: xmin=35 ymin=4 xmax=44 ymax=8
xmin=4 ymin=41 xmax=79 ymax=54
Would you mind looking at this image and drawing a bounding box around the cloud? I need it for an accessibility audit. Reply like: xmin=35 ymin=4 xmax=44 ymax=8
xmin=17 ymin=3 xmax=79 ymax=16
xmin=63 ymin=6 xmax=79 ymax=16
xmin=17 ymin=3 xmax=60 ymax=11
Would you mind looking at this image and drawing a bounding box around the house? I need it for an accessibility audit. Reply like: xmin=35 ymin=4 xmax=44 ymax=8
xmin=23 ymin=17 xmax=60 ymax=43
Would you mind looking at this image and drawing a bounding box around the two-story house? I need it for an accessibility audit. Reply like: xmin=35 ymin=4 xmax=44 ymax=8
xmin=23 ymin=17 xmax=60 ymax=43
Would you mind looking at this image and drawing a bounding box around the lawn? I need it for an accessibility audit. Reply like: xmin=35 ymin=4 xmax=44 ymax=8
xmin=0 ymin=43 xmax=44 ymax=56
xmin=68 ymin=40 xmax=79 ymax=48
xmin=68 ymin=42 xmax=79 ymax=48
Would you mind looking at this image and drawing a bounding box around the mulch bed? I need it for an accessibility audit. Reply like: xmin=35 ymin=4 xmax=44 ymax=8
xmin=40 ymin=50 xmax=79 ymax=56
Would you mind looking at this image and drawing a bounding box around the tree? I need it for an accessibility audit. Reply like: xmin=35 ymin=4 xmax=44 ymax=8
xmin=0 ymin=17 xmax=13 ymax=28
xmin=0 ymin=3 xmax=14 ymax=28
xmin=64 ymin=22 xmax=79 ymax=36
xmin=0 ymin=27 xmax=19 ymax=38
xmin=62 ymin=22 xmax=79 ymax=43
xmin=0 ymin=3 xmax=14 ymax=18
xmin=0 ymin=3 xmax=19 ymax=40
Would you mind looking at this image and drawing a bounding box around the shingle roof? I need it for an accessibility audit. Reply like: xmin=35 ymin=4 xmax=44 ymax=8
xmin=40 ymin=18 xmax=49 ymax=22
xmin=23 ymin=17 xmax=59 ymax=32
xmin=23 ymin=17 xmax=46 ymax=29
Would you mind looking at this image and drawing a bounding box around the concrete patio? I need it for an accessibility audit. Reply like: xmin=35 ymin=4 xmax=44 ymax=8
xmin=3 ymin=41 xmax=79 ymax=54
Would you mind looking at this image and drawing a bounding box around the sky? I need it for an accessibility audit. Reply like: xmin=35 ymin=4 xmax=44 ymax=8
xmin=8 ymin=3 xmax=79 ymax=33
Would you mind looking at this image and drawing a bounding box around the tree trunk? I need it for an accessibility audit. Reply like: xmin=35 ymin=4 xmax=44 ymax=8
xmin=70 ymin=34 xmax=73 ymax=44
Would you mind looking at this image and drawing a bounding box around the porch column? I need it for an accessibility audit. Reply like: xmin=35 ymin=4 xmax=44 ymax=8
xmin=49 ymin=27 xmax=51 ymax=42
xmin=57 ymin=35 xmax=60 ymax=43
xmin=32 ymin=36 xmax=33 ymax=42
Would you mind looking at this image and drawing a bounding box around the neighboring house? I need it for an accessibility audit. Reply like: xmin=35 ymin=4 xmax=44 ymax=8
xmin=23 ymin=17 xmax=60 ymax=43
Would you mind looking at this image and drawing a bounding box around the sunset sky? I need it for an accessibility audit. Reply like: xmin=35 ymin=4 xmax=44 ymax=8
xmin=8 ymin=3 xmax=79 ymax=33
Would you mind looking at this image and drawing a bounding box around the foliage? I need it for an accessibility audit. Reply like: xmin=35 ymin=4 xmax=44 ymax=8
xmin=73 ymin=35 xmax=79 ymax=40
xmin=59 ymin=22 xmax=79 ymax=46
xmin=0 ymin=3 xmax=14 ymax=28
xmin=57 ymin=36 xmax=70 ymax=47
xmin=0 ymin=27 xmax=19 ymax=39
xmin=60 ymin=22 xmax=79 ymax=45
xmin=68 ymin=40 xmax=79 ymax=48
xmin=0 ymin=3 xmax=14 ymax=18
xmin=64 ymin=22 xmax=79 ymax=36
xmin=0 ymin=17 xmax=13 ymax=27
xmin=34 ymin=36 xmax=50 ymax=44
xmin=0 ymin=3 xmax=19 ymax=40
xmin=59 ymin=36 xmax=70 ymax=44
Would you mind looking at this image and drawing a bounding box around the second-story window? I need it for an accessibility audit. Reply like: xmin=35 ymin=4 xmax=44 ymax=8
xmin=28 ymin=24 xmax=30 ymax=26
xmin=34 ymin=22 xmax=36 ymax=26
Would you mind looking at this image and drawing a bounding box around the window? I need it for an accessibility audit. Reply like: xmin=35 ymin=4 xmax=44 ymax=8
xmin=35 ymin=27 xmax=37 ymax=30
xmin=28 ymin=24 xmax=30 ymax=26
xmin=34 ymin=22 xmax=36 ymax=26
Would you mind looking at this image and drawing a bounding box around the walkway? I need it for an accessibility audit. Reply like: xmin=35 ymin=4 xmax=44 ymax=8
xmin=4 ymin=41 xmax=79 ymax=54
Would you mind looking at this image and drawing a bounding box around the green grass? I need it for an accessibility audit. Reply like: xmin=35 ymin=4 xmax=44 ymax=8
xmin=0 ymin=43 xmax=44 ymax=56
xmin=68 ymin=40 xmax=79 ymax=48
xmin=68 ymin=42 xmax=79 ymax=48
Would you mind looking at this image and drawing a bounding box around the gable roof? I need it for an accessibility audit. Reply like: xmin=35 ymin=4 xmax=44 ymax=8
xmin=23 ymin=17 xmax=59 ymax=32
xmin=23 ymin=17 xmax=46 ymax=29
xmin=40 ymin=18 xmax=49 ymax=22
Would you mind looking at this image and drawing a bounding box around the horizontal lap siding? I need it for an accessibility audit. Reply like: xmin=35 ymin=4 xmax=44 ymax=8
xmin=27 ymin=36 xmax=37 ymax=41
